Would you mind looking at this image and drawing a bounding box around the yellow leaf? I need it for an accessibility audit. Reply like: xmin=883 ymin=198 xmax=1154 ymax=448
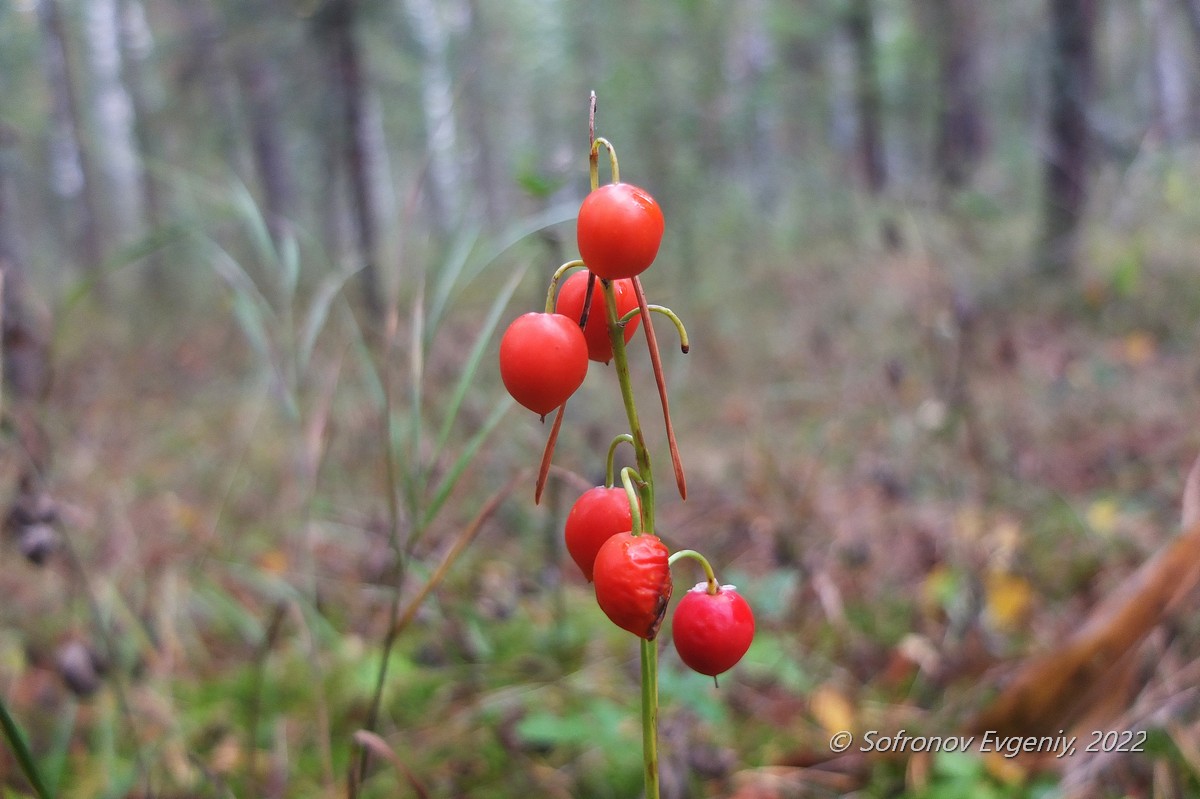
xmin=258 ymin=549 xmax=289 ymax=575
xmin=985 ymin=571 xmax=1033 ymax=632
xmin=1122 ymin=330 xmax=1156 ymax=366
xmin=1086 ymin=498 xmax=1120 ymax=538
xmin=809 ymin=684 xmax=856 ymax=735
xmin=983 ymin=750 xmax=1029 ymax=783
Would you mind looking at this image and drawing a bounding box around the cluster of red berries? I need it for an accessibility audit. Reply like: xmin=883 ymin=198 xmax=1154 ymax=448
xmin=499 ymin=166 xmax=755 ymax=679
xmin=497 ymin=181 xmax=658 ymax=416
xmin=566 ymin=486 xmax=755 ymax=676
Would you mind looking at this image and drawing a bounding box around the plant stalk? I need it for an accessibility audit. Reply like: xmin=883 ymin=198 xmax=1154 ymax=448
xmin=591 ymin=96 xmax=661 ymax=798
xmin=603 ymin=275 xmax=660 ymax=799
xmin=640 ymin=638 xmax=660 ymax=798
xmin=0 ymin=698 xmax=52 ymax=799
xmin=603 ymin=282 xmax=654 ymax=535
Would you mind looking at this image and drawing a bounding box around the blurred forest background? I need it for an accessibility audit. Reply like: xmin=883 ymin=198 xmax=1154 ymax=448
xmin=3 ymin=0 xmax=1200 ymax=797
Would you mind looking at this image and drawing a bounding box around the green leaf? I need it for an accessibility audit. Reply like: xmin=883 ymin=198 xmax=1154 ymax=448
xmin=516 ymin=711 xmax=594 ymax=747
xmin=424 ymin=228 xmax=481 ymax=350
xmin=229 ymin=180 xmax=280 ymax=285
xmin=1110 ymin=246 xmax=1141 ymax=298
xmin=297 ymin=267 xmax=356 ymax=368
xmin=0 ymin=699 xmax=52 ymax=799
xmin=429 ymin=265 xmax=527 ymax=462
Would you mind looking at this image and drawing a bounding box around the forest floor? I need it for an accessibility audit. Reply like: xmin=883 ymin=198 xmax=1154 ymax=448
xmin=2 ymin=197 xmax=1200 ymax=799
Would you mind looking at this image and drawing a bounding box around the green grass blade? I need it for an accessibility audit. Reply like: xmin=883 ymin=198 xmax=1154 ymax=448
xmin=424 ymin=203 xmax=576 ymax=351
xmin=342 ymin=302 xmax=386 ymax=410
xmin=424 ymin=227 xmax=480 ymax=349
xmin=298 ymin=266 xmax=358 ymax=367
xmin=55 ymin=222 xmax=192 ymax=326
xmin=42 ymin=701 xmax=77 ymax=796
xmin=277 ymin=224 xmax=301 ymax=305
xmin=430 ymin=265 xmax=527 ymax=461
xmin=205 ymin=241 xmax=277 ymax=352
xmin=461 ymin=202 xmax=577 ymax=288
xmin=0 ymin=697 xmax=54 ymax=799
xmin=205 ymin=241 xmax=299 ymax=416
xmin=421 ymin=396 xmax=513 ymax=531
xmin=229 ymin=180 xmax=282 ymax=288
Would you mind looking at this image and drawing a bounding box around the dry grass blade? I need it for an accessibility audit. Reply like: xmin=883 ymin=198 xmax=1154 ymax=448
xmin=632 ymin=277 xmax=686 ymax=500
xmin=301 ymin=348 xmax=346 ymax=485
xmin=390 ymin=469 xmax=530 ymax=637
xmin=351 ymin=730 xmax=430 ymax=799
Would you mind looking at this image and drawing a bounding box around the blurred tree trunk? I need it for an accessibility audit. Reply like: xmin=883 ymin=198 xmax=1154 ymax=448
xmin=1184 ymin=0 xmax=1200 ymax=135
xmin=314 ymin=0 xmax=385 ymax=323
xmin=1035 ymin=0 xmax=1096 ymax=277
xmin=36 ymin=0 xmax=105 ymax=275
xmin=462 ymin=0 xmax=501 ymax=227
xmin=177 ymin=0 xmax=249 ymax=178
xmin=930 ymin=0 xmax=986 ymax=190
xmin=234 ymin=52 xmax=295 ymax=245
xmin=403 ymin=0 xmax=463 ymax=233
xmin=116 ymin=0 xmax=168 ymax=290
xmin=728 ymin=0 xmax=780 ymax=209
xmin=1182 ymin=0 xmax=1200 ymax=44
xmin=844 ymin=0 xmax=899 ymax=247
xmin=845 ymin=0 xmax=887 ymax=196
xmin=1147 ymin=0 xmax=1191 ymax=143
xmin=82 ymin=0 xmax=141 ymax=244
xmin=0 ymin=126 xmax=50 ymax=404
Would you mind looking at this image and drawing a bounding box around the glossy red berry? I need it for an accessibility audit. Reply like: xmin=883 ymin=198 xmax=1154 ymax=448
xmin=564 ymin=486 xmax=633 ymax=581
xmin=576 ymin=182 xmax=664 ymax=280
xmin=498 ymin=312 xmax=589 ymax=416
xmin=671 ymin=583 xmax=755 ymax=677
xmin=592 ymin=532 xmax=672 ymax=640
xmin=554 ymin=270 xmax=641 ymax=363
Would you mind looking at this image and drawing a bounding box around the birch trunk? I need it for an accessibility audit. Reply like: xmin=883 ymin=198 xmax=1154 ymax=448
xmin=403 ymin=0 xmax=462 ymax=233
xmin=82 ymin=0 xmax=141 ymax=242
xmin=36 ymin=0 xmax=105 ymax=273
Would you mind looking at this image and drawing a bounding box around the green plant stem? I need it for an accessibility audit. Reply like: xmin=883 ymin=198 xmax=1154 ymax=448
xmin=545 ymin=260 xmax=585 ymax=313
xmin=604 ymin=433 xmax=635 ymax=487
xmin=602 ymin=268 xmax=660 ymax=799
xmin=0 ymin=698 xmax=52 ymax=799
xmin=619 ymin=304 xmax=690 ymax=353
xmin=619 ymin=467 xmax=644 ymax=535
xmin=603 ymin=282 xmax=654 ymax=534
xmin=668 ymin=549 xmax=719 ymax=593
xmin=590 ymin=138 xmax=619 ymax=188
xmin=639 ymin=637 xmax=660 ymax=798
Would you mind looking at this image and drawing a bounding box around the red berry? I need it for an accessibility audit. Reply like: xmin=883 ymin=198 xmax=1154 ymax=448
xmin=498 ymin=312 xmax=589 ymax=416
xmin=671 ymin=583 xmax=755 ymax=677
xmin=554 ymin=270 xmax=641 ymax=363
xmin=564 ymin=486 xmax=633 ymax=581
xmin=592 ymin=532 xmax=672 ymax=640
xmin=576 ymin=183 xmax=664 ymax=280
